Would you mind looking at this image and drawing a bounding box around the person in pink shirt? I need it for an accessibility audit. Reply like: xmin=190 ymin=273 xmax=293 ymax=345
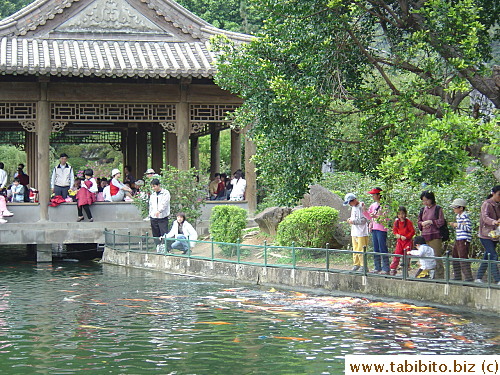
xmin=363 ymin=187 xmax=390 ymax=274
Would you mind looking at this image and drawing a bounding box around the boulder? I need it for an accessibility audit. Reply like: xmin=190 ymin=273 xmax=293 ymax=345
xmin=302 ymin=184 xmax=351 ymax=247
xmin=254 ymin=206 xmax=292 ymax=236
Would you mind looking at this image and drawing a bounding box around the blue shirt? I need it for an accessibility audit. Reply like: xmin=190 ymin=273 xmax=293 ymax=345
xmin=455 ymin=211 xmax=472 ymax=242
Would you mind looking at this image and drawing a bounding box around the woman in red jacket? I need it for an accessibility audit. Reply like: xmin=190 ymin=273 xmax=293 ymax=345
xmin=390 ymin=206 xmax=415 ymax=275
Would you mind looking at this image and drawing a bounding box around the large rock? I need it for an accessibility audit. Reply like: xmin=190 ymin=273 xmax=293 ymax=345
xmin=302 ymin=184 xmax=351 ymax=247
xmin=254 ymin=207 xmax=292 ymax=236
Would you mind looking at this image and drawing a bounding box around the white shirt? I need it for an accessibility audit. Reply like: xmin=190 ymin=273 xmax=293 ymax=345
xmin=0 ymin=169 xmax=7 ymax=188
xmin=409 ymin=244 xmax=436 ymax=270
xmin=148 ymin=189 xmax=171 ymax=219
xmin=165 ymin=220 xmax=198 ymax=248
xmin=349 ymin=202 xmax=369 ymax=237
xmin=102 ymin=185 xmax=112 ymax=202
xmin=229 ymin=178 xmax=246 ymax=200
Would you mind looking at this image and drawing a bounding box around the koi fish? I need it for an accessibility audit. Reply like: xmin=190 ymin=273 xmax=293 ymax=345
xmin=79 ymin=325 xmax=105 ymax=330
xmin=194 ymin=321 xmax=233 ymax=325
xmin=232 ymin=337 xmax=241 ymax=343
xmin=118 ymin=299 xmax=151 ymax=302
xmin=137 ymin=312 xmax=173 ymax=315
xmin=401 ymin=341 xmax=415 ymax=349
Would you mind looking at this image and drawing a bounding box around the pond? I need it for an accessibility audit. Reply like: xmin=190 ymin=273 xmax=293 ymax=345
xmin=0 ymin=255 xmax=499 ymax=374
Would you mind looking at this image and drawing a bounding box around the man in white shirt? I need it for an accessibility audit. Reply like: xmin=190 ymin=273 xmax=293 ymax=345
xmin=149 ymin=179 xmax=171 ymax=252
xmin=50 ymin=153 xmax=74 ymax=199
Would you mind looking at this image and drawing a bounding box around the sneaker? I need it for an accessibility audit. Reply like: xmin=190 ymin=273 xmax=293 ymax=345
xmin=351 ymin=265 xmax=360 ymax=271
xmin=0 ymin=218 xmax=7 ymax=224
xmin=370 ymin=270 xmax=381 ymax=274
xmin=143 ymin=217 xmax=150 ymax=221
xmin=381 ymin=271 xmax=390 ymax=275
xmin=2 ymin=210 xmax=13 ymax=217
xmin=474 ymin=279 xmax=483 ymax=283
xmin=389 ymin=269 xmax=397 ymax=276
xmin=358 ymin=267 xmax=367 ymax=273
xmin=89 ymin=218 xmax=94 ymax=222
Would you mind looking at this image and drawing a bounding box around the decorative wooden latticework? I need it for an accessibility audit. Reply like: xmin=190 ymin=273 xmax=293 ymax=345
xmin=190 ymin=104 xmax=239 ymax=123
xmin=51 ymin=103 xmax=176 ymax=122
xmin=50 ymin=131 xmax=122 ymax=149
xmin=0 ymin=102 xmax=36 ymax=120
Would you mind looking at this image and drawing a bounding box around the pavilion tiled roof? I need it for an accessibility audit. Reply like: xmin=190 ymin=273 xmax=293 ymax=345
xmin=0 ymin=0 xmax=252 ymax=79
xmin=0 ymin=37 xmax=217 ymax=78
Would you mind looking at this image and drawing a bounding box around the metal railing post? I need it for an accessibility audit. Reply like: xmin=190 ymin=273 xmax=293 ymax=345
xmin=362 ymin=245 xmax=368 ymax=275
xmin=264 ymin=240 xmax=268 ymax=268
xmin=211 ymin=237 xmax=214 ymax=260
xmin=487 ymin=253 xmax=492 ymax=287
xmin=402 ymin=250 xmax=408 ymax=281
xmin=145 ymin=232 xmax=149 ymax=253
xmin=326 ymin=243 xmax=330 ymax=272
xmin=445 ymin=251 xmax=450 ymax=284
xmin=237 ymin=238 xmax=241 ymax=264
xmin=128 ymin=231 xmax=131 ymax=251
xmin=292 ymin=242 xmax=296 ymax=269
xmin=164 ymin=235 xmax=168 ymax=255
xmin=113 ymin=230 xmax=116 ymax=249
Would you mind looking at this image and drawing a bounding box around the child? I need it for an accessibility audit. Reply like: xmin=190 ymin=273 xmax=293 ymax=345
xmin=407 ymin=236 xmax=436 ymax=279
xmin=76 ymin=169 xmax=97 ymax=222
xmin=344 ymin=193 xmax=369 ymax=272
xmin=449 ymin=198 xmax=473 ymax=282
xmin=390 ymin=206 xmax=415 ymax=275
xmin=10 ymin=177 xmax=25 ymax=203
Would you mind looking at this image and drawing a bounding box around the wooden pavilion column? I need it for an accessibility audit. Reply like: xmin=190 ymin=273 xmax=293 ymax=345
xmin=210 ymin=124 xmax=220 ymax=177
xmin=244 ymin=132 xmax=257 ymax=214
xmin=37 ymin=83 xmax=50 ymax=221
xmin=166 ymin=132 xmax=178 ymax=168
xmin=125 ymin=126 xmax=137 ymax=174
xmin=230 ymin=129 xmax=241 ymax=174
xmin=151 ymin=124 xmax=164 ymax=173
xmin=25 ymin=131 xmax=38 ymax=189
xmin=136 ymin=126 xmax=148 ymax=178
xmin=176 ymin=80 xmax=190 ymax=170
xmin=190 ymin=136 xmax=199 ymax=170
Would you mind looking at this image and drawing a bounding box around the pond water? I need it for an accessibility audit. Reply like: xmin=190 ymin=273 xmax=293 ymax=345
xmin=0 ymin=256 xmax=499 ymax=374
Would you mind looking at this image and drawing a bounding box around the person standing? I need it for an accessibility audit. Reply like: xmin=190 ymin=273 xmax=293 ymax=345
xmin=390 ymin=206 xmax=415 ymax=276
xmin=475 ymin=186 xmax=500 ymax=284
xmin=344 ymin=193 xmax=369 ymax=272
xmin=363 ymin=187 xmax=390 ymax=274
xmin=14 ymin=163 xmax=30 ymax=202
xmin=149 ymin=178 xmax=171 ymax=252
xmin=76 ymin=169 xmax=97 ymax=222
xmin=50 ymin=153 xmax=74 ymax=199
xmin=417 ymin=191 xmax=446 ymax=279
xmin=449 ymin=198 xmax=473 ymax=282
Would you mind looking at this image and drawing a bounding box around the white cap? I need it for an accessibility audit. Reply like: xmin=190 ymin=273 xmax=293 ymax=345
xmin=343 ymin=193 xmax=357 ymax=206
xmin=111 ymin=168 xmax=120 ymax=177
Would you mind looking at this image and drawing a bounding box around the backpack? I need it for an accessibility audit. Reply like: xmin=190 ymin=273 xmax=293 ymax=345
xmin=419 ymin=205 xmax=450 ymax=241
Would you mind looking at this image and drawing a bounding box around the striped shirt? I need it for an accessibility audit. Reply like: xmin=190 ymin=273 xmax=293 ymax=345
xmin=455 ymin=211 xmax=472 ymax=241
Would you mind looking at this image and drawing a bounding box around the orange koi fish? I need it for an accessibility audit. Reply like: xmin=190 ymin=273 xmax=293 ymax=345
xmin=119 ymin=298 xmax=151 ymax=302
xmin=194 ymin=321 xmax=233 ymax=325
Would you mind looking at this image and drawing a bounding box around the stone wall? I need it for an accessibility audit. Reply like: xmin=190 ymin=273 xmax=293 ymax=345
xmin=102 ymin=248 xmax=500 ymax=314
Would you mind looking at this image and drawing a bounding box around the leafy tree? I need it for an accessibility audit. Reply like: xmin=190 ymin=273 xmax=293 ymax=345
xmin=0 ymin=145 xmax=26 ymax=178
xmin=213 ymin=0 xmax=499 ymax=205
xmin=0 ymin=0 xmax=31 ymax=18
xmin=177 ymin=0 xmax=263 ymax=34
xmin=133 ymin=166 xmax=207 ymax=223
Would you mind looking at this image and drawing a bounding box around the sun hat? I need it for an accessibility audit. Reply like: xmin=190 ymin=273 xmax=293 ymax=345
xmin=145 ymin=168 xmax=155 ymax=174
xmin=367 ymin=187 xmax=382 ymax=194
xmin=135 ymin=179 xmax=144 ymax=186
xmin=111 ymin=168 xmax=120 ymax=177
xmin=450 ymin=198 xmax=467 ymax=208
xmin=343 ymin=193 xmax=357 ymax=206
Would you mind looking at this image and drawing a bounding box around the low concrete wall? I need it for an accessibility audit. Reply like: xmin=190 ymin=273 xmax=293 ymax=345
xmin=6 ymin=201 xmax=143 ymax=223
xmin=102 ymin=248 xmax=500 ymax=314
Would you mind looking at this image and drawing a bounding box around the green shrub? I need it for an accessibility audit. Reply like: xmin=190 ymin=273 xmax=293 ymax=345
xmin=133 ymin=166 xmax=207 ymax=223
xmin=209 ymin=205 xmax=248 ymax=256
xmin=275 ymin=206 xmax=338 ymax=249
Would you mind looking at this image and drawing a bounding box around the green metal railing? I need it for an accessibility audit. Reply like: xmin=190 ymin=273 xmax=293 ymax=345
xmin=103 ymin=229 xmax=500 ymax=289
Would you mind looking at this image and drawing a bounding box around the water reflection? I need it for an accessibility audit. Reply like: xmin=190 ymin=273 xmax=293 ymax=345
xmin=0 ymin=262 xmax=498 ymax=374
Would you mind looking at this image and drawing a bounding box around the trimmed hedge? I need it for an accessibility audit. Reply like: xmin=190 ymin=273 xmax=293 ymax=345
xmin=209 ymin=205 xmax=248 ymax=256
xmin=276 ymin=206 xmax=338 ymax=249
